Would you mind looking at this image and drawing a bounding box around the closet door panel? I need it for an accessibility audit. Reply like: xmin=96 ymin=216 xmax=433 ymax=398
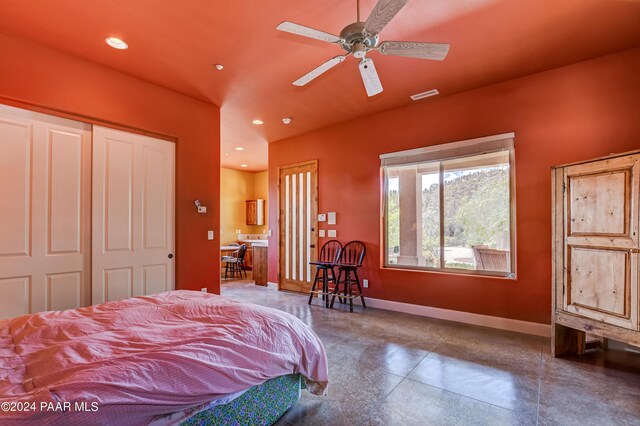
xmin=92 ymin=126 xmax=175 ymax=304
xmin=47 ymin=272 xmax=82 ymax=311
xmin=48 ymin=129 xmax=84 ymax=254
xmin=0 ymin=105 xmax=90 ymax=319
xmin=0 ymin=276 xmax=31 ymax=318
xmin=105 ymin=139 xmax=134 ymax=252
xmin=0 ymin=119 xmax=31 ymax=257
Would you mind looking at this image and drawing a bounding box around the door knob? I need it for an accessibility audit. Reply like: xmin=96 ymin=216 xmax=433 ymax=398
xmin=168 ymin=253 xmax=174 ymax=259
xmin=310 ymin=244 xmax=316 ymax=248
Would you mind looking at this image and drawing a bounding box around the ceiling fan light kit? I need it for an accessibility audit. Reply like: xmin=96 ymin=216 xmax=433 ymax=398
xmin=276 ymin=0 xmax=449 ymax=97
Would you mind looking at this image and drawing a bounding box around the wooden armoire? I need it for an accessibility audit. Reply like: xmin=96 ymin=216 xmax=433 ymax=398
xmin=551 ymin=150 xmax=640 ymax=356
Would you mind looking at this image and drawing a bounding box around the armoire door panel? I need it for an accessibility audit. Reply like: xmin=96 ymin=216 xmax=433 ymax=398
xmin=563 ymin=153 xmax=639 ymax=331
xmin=568 ymin=247 xmax=629 ymax=317
xmin=48 ymin=129 xmax=83 ymax=254
xmin=105 ymin=138 xmax=134 ymax=253
xmin=0 ymin=119 xmax=31 ymax=257
xmin=0 ymin=276 xmax=31 ymax=318
xmin=568 ymin=170 xmax=628 ymax=236
xmin=47 ymin=271 xmax=82 ymax=311
xmin=143 ymin=147 xmax=167 ymax=250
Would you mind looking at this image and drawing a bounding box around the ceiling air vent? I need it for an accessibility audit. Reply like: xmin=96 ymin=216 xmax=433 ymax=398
xmin=410 ymin=89 xmax=439 ymax=101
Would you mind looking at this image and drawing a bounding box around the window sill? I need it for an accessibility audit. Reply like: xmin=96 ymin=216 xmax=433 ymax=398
xmin=382 ymin=264 xmax=517 ymax=280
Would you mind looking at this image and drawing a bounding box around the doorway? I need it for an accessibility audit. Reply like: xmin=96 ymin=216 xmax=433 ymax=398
xmin=278 ymin=160 xmax=318 ymax=293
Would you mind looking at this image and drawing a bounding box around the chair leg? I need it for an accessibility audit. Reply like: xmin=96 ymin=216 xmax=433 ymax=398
xmin=330 ymin=269 xmax=343 ymax=309
xmin=347 ymin=269 xmax=353 ymax=313
xmin=343 ymin=270 xmax=350 ymax=308
xmin=353 ymin=269 xmax=366 ymax=308
xmin=331 ymin=267 xmax=345 ymax=304
xmin=323 ymin=270 xmax=330 ymax=308
xmin=224 ymin=262 xmax=229 ymax=280
xmin=309 ymin=268 xmax=321 ymax=305
xmin=319 ymin=269 xmax=326 ymax=302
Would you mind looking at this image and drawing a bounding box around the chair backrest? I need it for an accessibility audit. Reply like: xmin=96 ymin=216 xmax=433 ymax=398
xmin=339 ymin=241 xmax=366 ymax=267
xmin=236 ymin=244 xmax=247 ymax=260
xmin=228 ymin=242 xmax=240 ymax=256
xmin=319 ymin=240 xmax=342 ymax=263
xmin=472 ymin=245 xmax=509 ymax=272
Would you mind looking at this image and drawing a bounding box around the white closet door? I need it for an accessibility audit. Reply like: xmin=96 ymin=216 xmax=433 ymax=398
xmin=0 ymin=105 xmax=91 ymax=319
xmin=92 ymin=126 xmax=175 ymax=304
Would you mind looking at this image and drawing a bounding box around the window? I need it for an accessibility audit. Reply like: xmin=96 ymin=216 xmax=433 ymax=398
xmin=381 ymin=133 xmax=516 ymax=277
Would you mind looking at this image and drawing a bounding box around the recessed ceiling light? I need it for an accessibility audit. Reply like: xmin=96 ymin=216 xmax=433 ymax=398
xmin=235 ymin=146 xmax=245 ymax=151
xmin=224 ymin=152 xmax=230 ymax=156
xmin=105 ymin=37 xmax=128 ymax=50
xmin=282 ymin=117 xmax=292 ymax=125
xmin=240 ymin=164 xmax=248 ymax=168
xmin=252 ymin=119 xmax=264 ymax=125
xmin=214 ymin=64 xmax=224 ymax=71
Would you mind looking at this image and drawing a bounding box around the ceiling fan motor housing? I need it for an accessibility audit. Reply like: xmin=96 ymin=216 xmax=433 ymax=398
xmin=339 ymin=22 xmax=379 ymax=55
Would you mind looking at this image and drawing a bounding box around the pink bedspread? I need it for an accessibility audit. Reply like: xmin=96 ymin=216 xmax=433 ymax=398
xmin=0 ymin=290 xmax=328 ymax=425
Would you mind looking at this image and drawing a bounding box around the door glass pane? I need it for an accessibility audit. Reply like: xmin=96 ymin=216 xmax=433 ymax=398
xmin=443 ymin=151 xmax=511 ymax=272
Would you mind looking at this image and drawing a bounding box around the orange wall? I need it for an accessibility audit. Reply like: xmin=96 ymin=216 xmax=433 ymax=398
xmin=0 ymin=33 xmax=222 ymax=294
xmin=268 ymin=47 xmax=640 ymax=324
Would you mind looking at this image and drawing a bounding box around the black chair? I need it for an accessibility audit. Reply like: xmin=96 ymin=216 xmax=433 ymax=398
xmin=308 ymin=240 xmax=342 ymax=307
xmin=221 ymin=243 xmax=240 ymax=261
xmin=224 ymin=244 xmax=247 ymax=279
xmin=330 ymin=241 xmax=366 ymax=312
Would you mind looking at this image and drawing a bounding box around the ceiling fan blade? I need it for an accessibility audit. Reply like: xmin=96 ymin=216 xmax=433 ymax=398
xmin=378 ymin=41 xmax=450 ymax=60
xmin=358 ymin=58 xmax=383 ymax=97
xmin=363 ymin=0 xmax=408 ymax=37
xmin=293 ymin=55 xmax=348 ymax=86
xmin=276 ymin=21 xmax=344 ymax=44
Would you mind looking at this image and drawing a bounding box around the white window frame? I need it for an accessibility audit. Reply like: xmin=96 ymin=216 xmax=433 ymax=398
xmin=380 ymin=133 xmax=517 ymax=278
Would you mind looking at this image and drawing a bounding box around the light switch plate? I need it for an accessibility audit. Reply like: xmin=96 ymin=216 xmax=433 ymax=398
xmin=327 ymin=212 xmax=336 ymax=225
xmin=198 ymin=206 xmax=207 ymax=214
xmin=207 ymin=230 xmax=214 ymax=240
xmin=319 ymin=230 xmax=325 ymax=237
xmin=328 ymin=229 xmax=337 ymax=238
xmin=318 ymin=214 xmax=326 ymax=222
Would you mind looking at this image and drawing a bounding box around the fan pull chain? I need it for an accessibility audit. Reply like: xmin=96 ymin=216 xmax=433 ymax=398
xmin=357 ymin=0 xmax=360 ymax=22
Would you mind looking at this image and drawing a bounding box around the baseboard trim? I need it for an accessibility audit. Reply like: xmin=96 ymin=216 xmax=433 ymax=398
xmin=362 ymin=297 xmax=550 ymax=337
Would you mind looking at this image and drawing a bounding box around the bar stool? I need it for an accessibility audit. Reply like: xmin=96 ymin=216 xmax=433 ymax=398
xmin=330 ymin=241 xmax=366 ymax=312
xmin=308 ymin=240 xmax=342 ymax=307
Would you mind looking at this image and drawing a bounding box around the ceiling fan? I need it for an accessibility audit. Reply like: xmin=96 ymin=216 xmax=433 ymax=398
xmin=276 ymin=0 xmax=450 ymax=97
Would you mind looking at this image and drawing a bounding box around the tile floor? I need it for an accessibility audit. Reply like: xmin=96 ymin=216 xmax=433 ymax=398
xmin=221 ymin=280 xmax=640 ymax=426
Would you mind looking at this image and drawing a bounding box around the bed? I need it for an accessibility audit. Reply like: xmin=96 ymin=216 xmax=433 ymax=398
xmin=0 ymin=290 xmax=328 ymax=425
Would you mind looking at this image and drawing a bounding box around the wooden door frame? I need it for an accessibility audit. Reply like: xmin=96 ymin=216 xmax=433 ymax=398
xmin=277 ymin=160 xmax=318 ymax=292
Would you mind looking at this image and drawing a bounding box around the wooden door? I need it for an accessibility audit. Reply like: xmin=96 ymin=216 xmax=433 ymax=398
xmin=563 ymin=154 xmax=639 ymax=330
xmin=0 ymin=105 xmax=91 ymax=319
xmin=92 ymin=126 xmax=175 ymax=304
xmin=278 ymin=161 xmax=318 ymax=293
